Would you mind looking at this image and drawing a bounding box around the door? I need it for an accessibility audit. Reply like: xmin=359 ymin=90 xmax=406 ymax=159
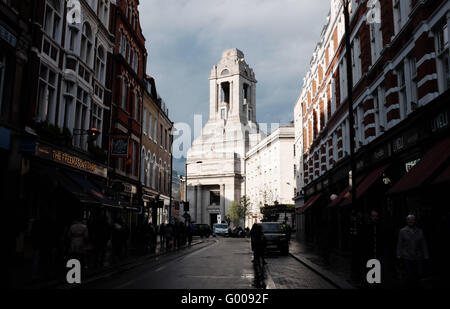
xmin=210 ymin=213 xmax=218 ymax=229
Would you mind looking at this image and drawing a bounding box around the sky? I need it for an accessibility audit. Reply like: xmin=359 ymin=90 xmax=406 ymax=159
xmin=139 ymin=0 xmax=331 ymax=162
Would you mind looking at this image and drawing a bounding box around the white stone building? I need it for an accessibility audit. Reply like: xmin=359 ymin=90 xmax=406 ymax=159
xmin=245 ymin=125 xmax=295 ymax=227
xmin=186 ymin=48 xmax=264 ymax=226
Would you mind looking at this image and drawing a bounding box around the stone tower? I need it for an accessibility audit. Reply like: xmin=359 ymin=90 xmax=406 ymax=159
xmin=186 ymin=48 xmax=264 ymax=226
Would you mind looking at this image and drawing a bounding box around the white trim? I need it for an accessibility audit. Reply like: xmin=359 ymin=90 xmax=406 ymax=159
xmin=417 ymin=73 xmax=438 ymax=88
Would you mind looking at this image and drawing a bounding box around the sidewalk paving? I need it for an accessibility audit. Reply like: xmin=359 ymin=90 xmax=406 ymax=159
xmin=288 ymin=239 xmax=358 ymax=289
xmin=20 ymin=238 xmax=205 ymax=289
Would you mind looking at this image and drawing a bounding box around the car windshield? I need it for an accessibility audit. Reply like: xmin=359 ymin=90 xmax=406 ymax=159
xmin=261 ymin=224 xmax=282 ymax=233
xmin=214 ymin=224 xmax=227 ymax=229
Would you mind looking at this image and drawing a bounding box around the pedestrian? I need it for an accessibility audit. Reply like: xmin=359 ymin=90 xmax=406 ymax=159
xmin=396 ymin=214 xmax=430 ymax=288
xmin=159 ymin=223 xmax=166 ymax=249
xmin=251 ymin=224 xmax=266 ymax=266
xmin=92 ymin=214 xmax=111 ymax=268
xmin=67 ymin=216 xmax=89 ymax=269
xmin=111 ymin=217 xmax=124 ymax=263
xmin=187 ymin=222 xmax=194 ymax=245
xmin=165 ymin=223 xmax=174 ymax=249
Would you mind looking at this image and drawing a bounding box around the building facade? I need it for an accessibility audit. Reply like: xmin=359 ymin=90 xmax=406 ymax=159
xmin=108 ymin=0 xmax=147 ymax=219
xmin=141 ymin=75 xmax=173 ymax=225
xmin=186 ymin=48 xmax=264 ymax=227
xmin=245 ymin=125 xmax=295 ymax=227
xmin=295 ymin=0 xmax=450 ymax=283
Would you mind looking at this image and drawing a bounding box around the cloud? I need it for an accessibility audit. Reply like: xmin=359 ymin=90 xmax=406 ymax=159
xmin=139 ymin=0 xmax=330 ymax=151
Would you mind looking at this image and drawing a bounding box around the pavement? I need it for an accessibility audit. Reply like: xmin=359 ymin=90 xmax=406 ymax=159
xmin=288 ymin=240 xmax=356 ymax=289
xmin=21 ymin=237 xmax=205 ymax=289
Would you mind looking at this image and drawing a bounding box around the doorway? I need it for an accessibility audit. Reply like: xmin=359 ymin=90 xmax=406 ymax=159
xmin=210 ymin=213 xmax=218 ymax=229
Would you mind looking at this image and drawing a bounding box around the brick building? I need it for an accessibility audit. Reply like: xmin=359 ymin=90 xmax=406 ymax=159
xmin=107 ymin=0 xmax=147 ymax=223
xmin=295 ymin=0 xmax=450 ymax=285
xmin=141 ymin=75 xmax=173 ymax=225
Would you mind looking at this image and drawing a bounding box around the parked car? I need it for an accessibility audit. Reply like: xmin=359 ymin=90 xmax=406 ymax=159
xmin=260 ymin=222 xmax=289 ymax=255
xmin=213 ymin=223 xmax=229 ymax=236
xmin=193 ymin=224 xmax=212 ymax=238
xmin=229 ymin=226 xmax=245 ymax=238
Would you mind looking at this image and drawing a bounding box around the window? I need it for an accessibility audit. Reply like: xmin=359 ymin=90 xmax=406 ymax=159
xmin=133 ymin=92 xmax=139 ymax=120
xmin=74 ymin=87 xmax=89 ymax=149
xmin=80 ymin=23 xmax=93 ymax=67
xmin=152 ymin=155 xmax=157 ymax=188
xmin=68 ymin=26 xmax=78 ymax=52
xmin=396 ymin=63 xmax=407 ymax=120
xmin=37 ymin=64 xmax=58 ymax=124
xmin=90 ymin=103 xmax=103 ymax=146
xmin=142 ymin=107 xmax=147 ymax=135
xmin=407 ymin=54 xmax=418 ymax=110
xmin=351 ymin=36 xmax=361 ymax=85
xmin=210 ymin=191 xmax=220 ymax=205
xmin=96 ymin=46 xmax=106 ymax=84
xmin=140 ymin=148 xmax=146 ymax=184
xmin=148 ymin=114 xmax=152 ymax=137
xmin=146 ymin=152 xmax=151 ymax=187
xmin=248 ymin=108 xmax=252 ymax=121
xmin=339 ymin=57 xmax=348 ymax=102
xmin=0 ymin=56 xmax=5 ymax=115
xmin=160 ymin=124 xmax=163 ymax=145
xmin=44 ymin=0 xmax=62 ymax=42
xmin=370 ymin=22 xmax=383 ymax=64
xmin=132 ymin=142 xmax=138 ymax=177
xmin=393 ymin=0 xmax=411 ymax=35
xmin=374 ymin=85 xmax=386 ymax=136
xmin=154 ymin=119 xmax=158 ymax=142
xmin=121 ymin=78 xmax=127 ymax=109
xmin=436 ymin=21 xmax=450 ymax=93
xmin=221 ymin=82 xmax=230 ymax=103
xmin=220 ymin=107 xmax=226 ymax=120
xmin=99 ymin=0 xmax=109 ymax=26
xmin=164 ymin=129 xmax=168 ymax=149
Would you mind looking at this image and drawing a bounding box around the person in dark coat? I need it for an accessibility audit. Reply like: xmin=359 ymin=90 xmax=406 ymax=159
xmin=251 ymin=224 xmax=266 ymax=266
xmin=397 ymin=214 xmax=430 ymax=288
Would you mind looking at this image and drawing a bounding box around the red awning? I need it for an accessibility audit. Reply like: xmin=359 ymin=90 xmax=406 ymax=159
xmin=432 ymin=164 xmax=450 ymax=185
xmin=327 ymin=175 xmax=364 ymax=208
xmin=388 ymin=137 xmax=450 ymax=194
xmin=299 ymin=193 xmax=321 ymax=214
xmin=340 ymin=164 xmax=389 ymax=206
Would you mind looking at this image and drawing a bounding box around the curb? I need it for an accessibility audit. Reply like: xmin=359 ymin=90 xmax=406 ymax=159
xmin=289 ymin=252 xmax=356 ymax=289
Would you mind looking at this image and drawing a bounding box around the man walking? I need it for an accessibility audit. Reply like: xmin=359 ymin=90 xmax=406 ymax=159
xmin=397 ymin=214 xmax=429 ymax=288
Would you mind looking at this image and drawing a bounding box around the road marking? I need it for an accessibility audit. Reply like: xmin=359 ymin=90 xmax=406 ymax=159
xmin=155 ymin=265 xmax=166 ymax=272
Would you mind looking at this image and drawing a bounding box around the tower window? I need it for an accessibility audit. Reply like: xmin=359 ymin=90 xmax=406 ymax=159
xmin=220 ymin=107 xmax=227 ymax=120
xmin=221 ymin=82 xmax=230 ymax=103
xmin=243 ymin=84 xmax=249 ymax=104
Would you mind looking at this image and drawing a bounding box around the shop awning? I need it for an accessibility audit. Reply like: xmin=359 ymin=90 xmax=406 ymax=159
xmin=299 ymin=193 xmax=321 ymax=214
xmin=327 ymin=175 xmax=364 ymax=208
xmin=340 ymin=164 xmax=389 ymax=206
xmin=432 ymin=164 xmax=450 ymax=185
xmin=63 ymin=171 xmax=119 ymax=208
xmin=34 ymin=165 xmax=100 ymax=205
xmin=388 ymin=137 xmax=450 ymax=194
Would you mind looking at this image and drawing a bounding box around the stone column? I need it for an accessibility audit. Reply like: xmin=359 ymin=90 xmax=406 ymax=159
xmin=220 ymin=184 xmax=225 ymax=222
xmin=196 ymin=185 xmax=202 ymax=223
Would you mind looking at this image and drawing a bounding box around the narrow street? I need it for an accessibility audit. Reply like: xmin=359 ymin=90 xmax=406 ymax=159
xmin=81 ymin=237 xmax=335 ymax=289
